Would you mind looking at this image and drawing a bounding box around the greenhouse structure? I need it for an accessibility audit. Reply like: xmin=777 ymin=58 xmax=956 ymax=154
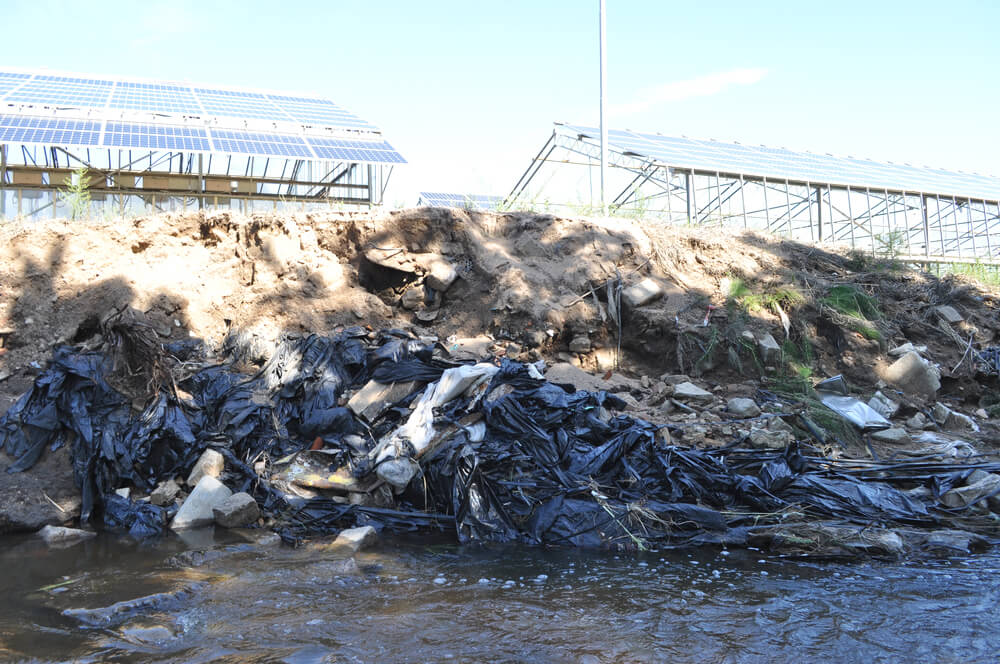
xmin=0 ymin=68 xmax=405 ymax=219
xmin=509 ymin=123 xmax=1000 ymax=264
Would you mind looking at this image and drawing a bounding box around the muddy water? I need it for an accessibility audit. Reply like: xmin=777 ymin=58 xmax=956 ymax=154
xmin=1 ymin=530 xmax=998 ymax=663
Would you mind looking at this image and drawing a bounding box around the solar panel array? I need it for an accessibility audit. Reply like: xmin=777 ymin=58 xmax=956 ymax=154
xmin=0 ymin=69 xmax=403 ymax=163
xmin=104 ymin=122 xmax=210 ymax=151
xmin=560 ymin=124 xmax=1000 ymax=202
xmin=0 ymin=115 xmax=100 ymax=146
xmin=419 ymin=192 xmax=502 ymax=210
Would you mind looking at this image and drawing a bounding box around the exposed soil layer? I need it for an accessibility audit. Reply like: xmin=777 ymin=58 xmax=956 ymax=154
xmin=1 ymin=207 xmax=998 ymax=533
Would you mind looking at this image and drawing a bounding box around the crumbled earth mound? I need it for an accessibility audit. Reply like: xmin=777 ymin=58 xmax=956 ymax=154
xmin=1 ymin=207 xmax=998 ymax=539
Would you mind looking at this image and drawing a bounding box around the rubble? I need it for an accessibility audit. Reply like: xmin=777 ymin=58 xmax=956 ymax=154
xmin=868 ymin=391 xmax=900 ymax=419
xmin=38 ymin=524 xmax=96 ymax=545
xmin=171 ymin=477 xmax=232 ymax=530
xmin=150 ymin=479 xmax=181 ymax=507
xmin=213 ymin=492 xmax=261 ymax=528
xmin=726 ymin=397 xmax=761 ymax=418
xmin=621 ymin=278 xmax=664 ymax=309
xmin=757 ymin=333 xmax=782 ymax=366
xmin=329 ymin=525 xmax=378 ymax=553
xmin=884 ymin=351 xmax=941 ymax=398
xmin=935 ymin=305 xmax=964 ymax=323
xmin=672 ymin=381 xmax=714 ymax=403
xmin=186 ymin=449 xmax=225 ymax=488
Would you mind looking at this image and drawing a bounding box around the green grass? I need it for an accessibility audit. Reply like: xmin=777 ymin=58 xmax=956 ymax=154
xmin=821 ymin=285 xmax=884 ymax=342
xmin=929 ymin=261 xmax=1000 ymax=288
xmin=727 ymin=278 xmax=804 ymax=314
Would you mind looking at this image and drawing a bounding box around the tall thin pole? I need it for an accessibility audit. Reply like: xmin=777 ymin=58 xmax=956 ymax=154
xmin=599 ymin=0 xmax=608 ymax=216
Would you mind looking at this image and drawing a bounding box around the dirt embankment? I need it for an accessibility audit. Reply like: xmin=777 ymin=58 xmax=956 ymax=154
xmin=1 ymin=207 xmax=998 ymax=533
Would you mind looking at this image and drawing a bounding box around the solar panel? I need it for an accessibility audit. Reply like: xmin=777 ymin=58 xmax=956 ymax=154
xmin=109 ymin=82 xmax=202 ymax=115
xmin=6 ymin=75 xmax=113 ymax=107
xmin=307 ymin=137 xmax=406 ymax=163
xmin=562 ymin=124 xmax=1000 ymax=201
xmin=0 ymin=72 xmax=30 ymax=98
xmin=419 ymin=192 xmax=501 ymax=210
xmin=104 ymin=122 xmax=211 ymax=151
xmin=268 ymin=95 xmax=375 ymax=129
xmin=194 ymin=88 xmax=289 ymax=121
xmin=0 ymin=115 xmax=100 ymax=145
xmin=211 ymin=129 xmax=312 ymax=157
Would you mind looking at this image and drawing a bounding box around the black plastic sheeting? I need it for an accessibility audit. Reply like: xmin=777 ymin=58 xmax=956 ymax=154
xmin=0 ymin=325 xmax=994 ymax=547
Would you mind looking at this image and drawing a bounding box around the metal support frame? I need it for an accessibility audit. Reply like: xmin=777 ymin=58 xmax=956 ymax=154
xmin=508 ymin=127 xmax=1000 ymax=264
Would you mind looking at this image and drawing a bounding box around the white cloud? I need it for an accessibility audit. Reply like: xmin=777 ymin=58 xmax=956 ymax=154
xmin=610 ymin=68 xmax=768 ymax=116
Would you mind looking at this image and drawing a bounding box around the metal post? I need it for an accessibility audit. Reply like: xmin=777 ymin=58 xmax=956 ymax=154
xmin=920 ymin=194 xmax=929 ymax=257
xmin=740 ymin=174 xmax=748 ymax=228
xmin=784 ymin=180 xmax=793 ymax=237
xmin=685 ymin=172 xmax=693 ymax=223
xmin=715 ymin=172 xmax=722 ymax=224
xmin=0 ymin=144 xmax=5 ymax=218
xmin=805 ymin=182 xmax=814 ymax=241
xmin=599 ymin=0 xmax=608 ymax=216
xmin=198 ymin=154 xmax=204 ymax=210
xmin=665 ymin=167 xmax=672 ymax=221
xmin=982 ymin=200 xmax=993 ymax=256
xmin=864 ymin=188 xmax=874 ymax=255
xmin=845 ymin=185 xmax=856 ymax=248
xmin=814 ymin=186 xmax=822 ymax=241
xmin=827 ymin=184 xmax=834 ymax=241
xmin=762 ymin=177 xmax=770 ymax=231
xmin=964 ymin=198 xmax=976 ymax=259
xmin=936 ymin=196 xmax=946 ymax=257
xmin=690 ymin=172 xmax=698 ymax=223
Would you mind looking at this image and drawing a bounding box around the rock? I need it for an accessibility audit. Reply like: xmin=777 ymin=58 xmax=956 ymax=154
xmin=212 ymin=492 xmax=260 ymax=528
xmin=524 ymin=330 xmax=548 ymax=348
xmin=672 ymin=381 xmax=714 ymax=403
xmin=364 ymin=246 xmax=417 ymax=274
xmin=186 ymin=449 xmax=225 ymax=488
xmin=932 ymin=403 xmax=979 ymax=432
xmin=150 ymin=478 xmax=181 ymax=506
xmin=748 ymin=427 xmax=792 ymax=449
xmin=659 ymin=374 xmax=692 ymax=386
xmin=905 ymin=529 xmax=990 ymax=555
xmin=888 ymin=342 xmax=928 ymax=357
xmin=415 ymin=308 xmax=439 ymax=322
xmin=38 ymin=525 xmax=96 ymax=545
xmin=935 ymin=305 xmax=964 ymax=323
xmin=400 ymin=287 xmax=424 ymax=310
xmin=726 ymin=397 xmax=760 ymax=418
xmin=331 ymin=525 xmax=378 ymax=553
xmin=757 ymin=333 xmax=781 ymax=366
xmin=424 ymin=257 xmax=459 ymax=292
xmin=347 ymin=380 xmax=421 ymax=422
xmin=883 ymin=351 xmax=940 ymax=398
xmin=115 ymin=487 xmax=131 ymax=499
xmin=621 ymin=277 xmax=664 ymax=309
xmin=871 ymin=427 xmax=909 ymax=444
xmin=906 ymin=412 xmax=929 ymax=429
xmin=975 ymin=408 xmax=989 ymax=419
xmin=376 ymin=457 xmax=421 ymax=490
xmin=568 ymin=335 xmax=591 ymax=353
xmin=170 ymin=476 xmax=232 ymax=530
xmin=260 ymin=231 xmax=300 ymax=274
xmin=342 ymin=435 xmax=369 ymax=454
xmin=545 ymin=362 xmax=636 ymax=394
xmin=867 ymin=391 xmax=900 ymax=419
xmin=941 ymin=473 xmax=1000 ymax=509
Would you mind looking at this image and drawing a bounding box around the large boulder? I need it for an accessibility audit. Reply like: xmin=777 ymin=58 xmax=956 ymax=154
xmin=883 ymin=351 xmax=940 ymax=398
xmin=171 ymin=476 xmax=232 ymax=530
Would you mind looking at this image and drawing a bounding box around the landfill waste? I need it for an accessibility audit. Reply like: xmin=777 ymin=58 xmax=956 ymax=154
xmin=3 ymin=312 xmax=1000 ymax=554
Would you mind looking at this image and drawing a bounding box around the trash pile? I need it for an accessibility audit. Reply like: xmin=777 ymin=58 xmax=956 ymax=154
xmin=2 ymin=308 xmax=1000 ymax=556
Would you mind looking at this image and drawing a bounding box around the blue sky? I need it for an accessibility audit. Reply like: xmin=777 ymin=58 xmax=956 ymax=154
xmin=4 ymin=0 xmax=998 ymax=204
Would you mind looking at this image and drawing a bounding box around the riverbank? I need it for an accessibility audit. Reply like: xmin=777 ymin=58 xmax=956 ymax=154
xmin=1 ymin=208 xmax=998 ymax=557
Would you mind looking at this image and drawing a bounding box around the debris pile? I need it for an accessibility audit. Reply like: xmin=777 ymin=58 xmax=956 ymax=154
xmin=2 ymin=309 xmax=999 ymax=557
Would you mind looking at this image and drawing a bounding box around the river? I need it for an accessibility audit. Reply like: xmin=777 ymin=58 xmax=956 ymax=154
xmin=1 ymin=529 xmax=996 ymax=663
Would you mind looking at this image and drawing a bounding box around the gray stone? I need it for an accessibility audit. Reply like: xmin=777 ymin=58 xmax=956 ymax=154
xmin=376 ymin=457 xmax=421 ymax=490
xmin=976 ymin=408 xmax=990 ymax=419
xmin=868 ymin=391 xmax=900 ymax=419
xmin=330 ymin=525 xmax=378 ymax=553
xmin=906 ymin=412 xmax=929 ymax=429
xmin=884 ymin=351 xmax=940 ymax=398
xmin=621 ymin=277 xmax=664 ymax=309
xmin=171 ymin=476 xmax=232 ymax=530
xmin=400 ymin=287 xmax=424 ymax=310
xmin=888 ymin=342 xmax=927 ymax=357
xmin=757 ymin=333 xmax=782 ymax=366
xmin=935 ymin=305 xmax=964 ymax=323
xmin=38 ymin=525 xmax=96 ymax=545
xmin=748 ymin=427 xmax=792 ymax=449
xmin=342 ymin=434 xmax=370 ymax=454
xmin=212 ymin=492 xmax=260 ymax=528
xmin=726 ymin=397 xmax=760 ymax=418
xmin=941 ymin=473 xmax=1000 ymax=509
xmin=568 ymin=335 xmax=591 ymax=353
xmin=673 ymin=381 xmax=714 ymax=403
xmin=659 ymin=374 xmax=692 ymax=386
xmin=114 ymin=487 xmax=131 ymax=499
xmin=150 ymin=478 xmax=180 ymax=506
xmin=186 ymin=449 xmax=225 ymax=488
xmin=871 ymin=427 xmax=909 ymax=444
xmin=348 ymin=380 xmax=421 ymax=422
xmin=424 ymin=257 xmax=459 ymax=292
